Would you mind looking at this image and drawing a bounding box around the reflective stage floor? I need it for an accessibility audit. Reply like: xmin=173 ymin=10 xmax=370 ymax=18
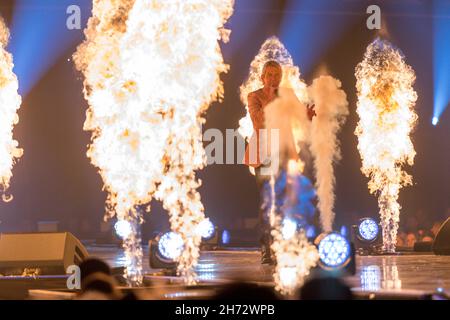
xmin=1 ymin=246 xmax=449 ymax=299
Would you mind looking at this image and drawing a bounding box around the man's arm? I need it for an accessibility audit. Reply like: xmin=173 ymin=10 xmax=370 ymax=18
xmin=248 ymin=92 xmax=264 ymax=131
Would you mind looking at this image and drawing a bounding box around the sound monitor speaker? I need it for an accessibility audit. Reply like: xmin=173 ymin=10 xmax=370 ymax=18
xmin=432 ymin=217 xmax=450 ymax=255
xmin=0 ymin=232 xmax=89 ymax=275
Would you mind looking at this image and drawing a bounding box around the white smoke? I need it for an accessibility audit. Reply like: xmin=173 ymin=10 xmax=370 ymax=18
xmin=308 ymin=76 xmax=349 ymax=232
xmin=263 ymin=87 xmax=310 ymax=176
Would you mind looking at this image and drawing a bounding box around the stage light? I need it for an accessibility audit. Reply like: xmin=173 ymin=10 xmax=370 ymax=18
xmin=433 ymin=1 xmax=450 ymax=126
xmin=358 ymin=218 xmax=380 ymax=242
xmin=149 ymin=231 xmax=184 ymax=270
xmin=221 ymin=230 xmax=230 ymax=245
xmin=279 ymin=0 xmax=359 ymax=76
xmin=114 ymin=220 xmax=132 ymax=239
xmin=305 ymin=225 xmax=316 ymax=239
xmin=432 ymin=116 xmax=439 ymax=126
xmin=340 ymin=225 xmax=348 ymax=237
xmin=197 ymin=218 xmax=215 ymax=241
xmin=351 ymin=218 xmax=382 ymax=255
xmin=158 ymin=232 xmax=184 ymax=261
xmin=281 ymin=218 xmax=297 ymax=240
xmin=316 ymin=232 xmax=352 ymax=270
xmin=198 ymin=218 xmax=220 ymax=250
xmin=10 ymin=0 xmax=90 ymax=96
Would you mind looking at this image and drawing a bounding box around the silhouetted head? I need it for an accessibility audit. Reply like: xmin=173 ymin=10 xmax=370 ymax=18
xmin=79 ymin=258 xmax=121 ymax=298
xmin=214 ymin=282 xmax=279 ymax=300
xmin=299 ymin=277 xmax=353 ymax=300
xmin=79 ymin=258 xmax=112 ymax=282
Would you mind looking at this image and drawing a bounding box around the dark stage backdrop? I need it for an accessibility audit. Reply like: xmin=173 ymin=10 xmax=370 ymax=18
xmin=0 ymin=0 xmax=448 ymax=243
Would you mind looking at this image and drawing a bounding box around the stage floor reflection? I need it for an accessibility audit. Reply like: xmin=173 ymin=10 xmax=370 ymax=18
xmin=1 ymin=246 xmax=449 ymax=299
xmin=90 ymin=246 xmax=450 ymax=297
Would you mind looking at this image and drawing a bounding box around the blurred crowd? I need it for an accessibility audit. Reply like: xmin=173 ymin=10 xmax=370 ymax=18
xmin=396 ymin=221 xmax=442 ymax=247
xmin=396 ymin=208 xmax=449 ymax=248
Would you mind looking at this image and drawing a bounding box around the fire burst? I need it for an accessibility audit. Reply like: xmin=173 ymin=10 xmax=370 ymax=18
xmin=268 ymin=162 xmax=319 ymax=296
xmin=74 ymin=0 xmax=234 ymax=285
xmin=0 ymin=18 xmax=22 ymax=202
xmin=355 ymin=38 xmax=418 ymax=253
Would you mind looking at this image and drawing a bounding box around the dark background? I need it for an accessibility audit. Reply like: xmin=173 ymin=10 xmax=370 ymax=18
xmin=0 ymin=0 xmax=448 ymax=243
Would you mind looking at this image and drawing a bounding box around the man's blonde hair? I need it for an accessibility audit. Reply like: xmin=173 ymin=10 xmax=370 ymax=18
xmin=261 ymin=60 xmax=282 ymax=77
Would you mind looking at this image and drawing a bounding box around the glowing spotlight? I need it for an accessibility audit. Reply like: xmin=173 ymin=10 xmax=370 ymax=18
xmin=158 ymin=232 xmax=184 ymax=262
xmin=149 ymin=231 xmax=185 ymax=270
xmin=432 ymin=116 xmax=439 ymax=126
xmin=198 ymin=219 xmax=220 ymax=250
xmin=340 ymin=225 xmax=348 ymax=237
xmin=197 ymin=219 xmax=215 ymax=241
xmin=221 ymin=230 xmax=230 ymax=245
xmin=305 ymin=225 xmax=316 ymax=239
xmin=281 ymin=218 xmax=297 ymax=240
xmin=316 ymin=232 xmax=352 ymax=270
xmin=358 ymin=218 xmax=380 ymax=242
xmin=351 ymin=218 xmax=382 ymax=255
xmin=114 ymin=220 xmax=132 ymax=239
xmin=433 ymin=0 xmax=450 ymax=129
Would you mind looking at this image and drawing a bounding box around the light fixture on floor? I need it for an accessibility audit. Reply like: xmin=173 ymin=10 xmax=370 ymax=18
xmin=114 ymin=220 xmax=132 ymax=239
xmin=198 ymin=218 xmax=219 ymax=250
xmin=149 ymin=231 xmax=184 ymax=270
xmin=314 ymin=232 xmax=355 ymax=275
xmin=351 ymin=217 xmax=382 ymax=255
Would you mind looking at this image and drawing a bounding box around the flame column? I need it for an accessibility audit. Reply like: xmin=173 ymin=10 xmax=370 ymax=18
xmin=74 ymin=0 xmax=234 ymax=284
xmin=355 ymin=38 xmax=418 ymax=253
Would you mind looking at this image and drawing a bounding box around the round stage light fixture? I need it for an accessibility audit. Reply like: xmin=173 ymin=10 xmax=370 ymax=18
xmin=157 ymin=231 xmax=184 ymax=262
xmin=358 ymin=218 xmax=380 ymax=242
xmin=114 ymin=220 xmax=132 ymax=239
xmin=197 ymin=218 xmax=216 ymax=241
xmin=317 ymin=232 xmax=352 ymax=270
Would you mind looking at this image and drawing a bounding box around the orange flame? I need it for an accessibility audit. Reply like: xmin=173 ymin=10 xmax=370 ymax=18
xmin=74 ymin=0 xmax=234 ymax=285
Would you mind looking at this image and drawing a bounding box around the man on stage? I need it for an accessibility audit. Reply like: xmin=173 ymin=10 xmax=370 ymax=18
xmin=243 ymin=60 xmax=315 ymax=264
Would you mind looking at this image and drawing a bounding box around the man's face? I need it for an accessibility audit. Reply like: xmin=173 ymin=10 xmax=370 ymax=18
xmin=262 ymin=66 xmax=282 ymax=88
